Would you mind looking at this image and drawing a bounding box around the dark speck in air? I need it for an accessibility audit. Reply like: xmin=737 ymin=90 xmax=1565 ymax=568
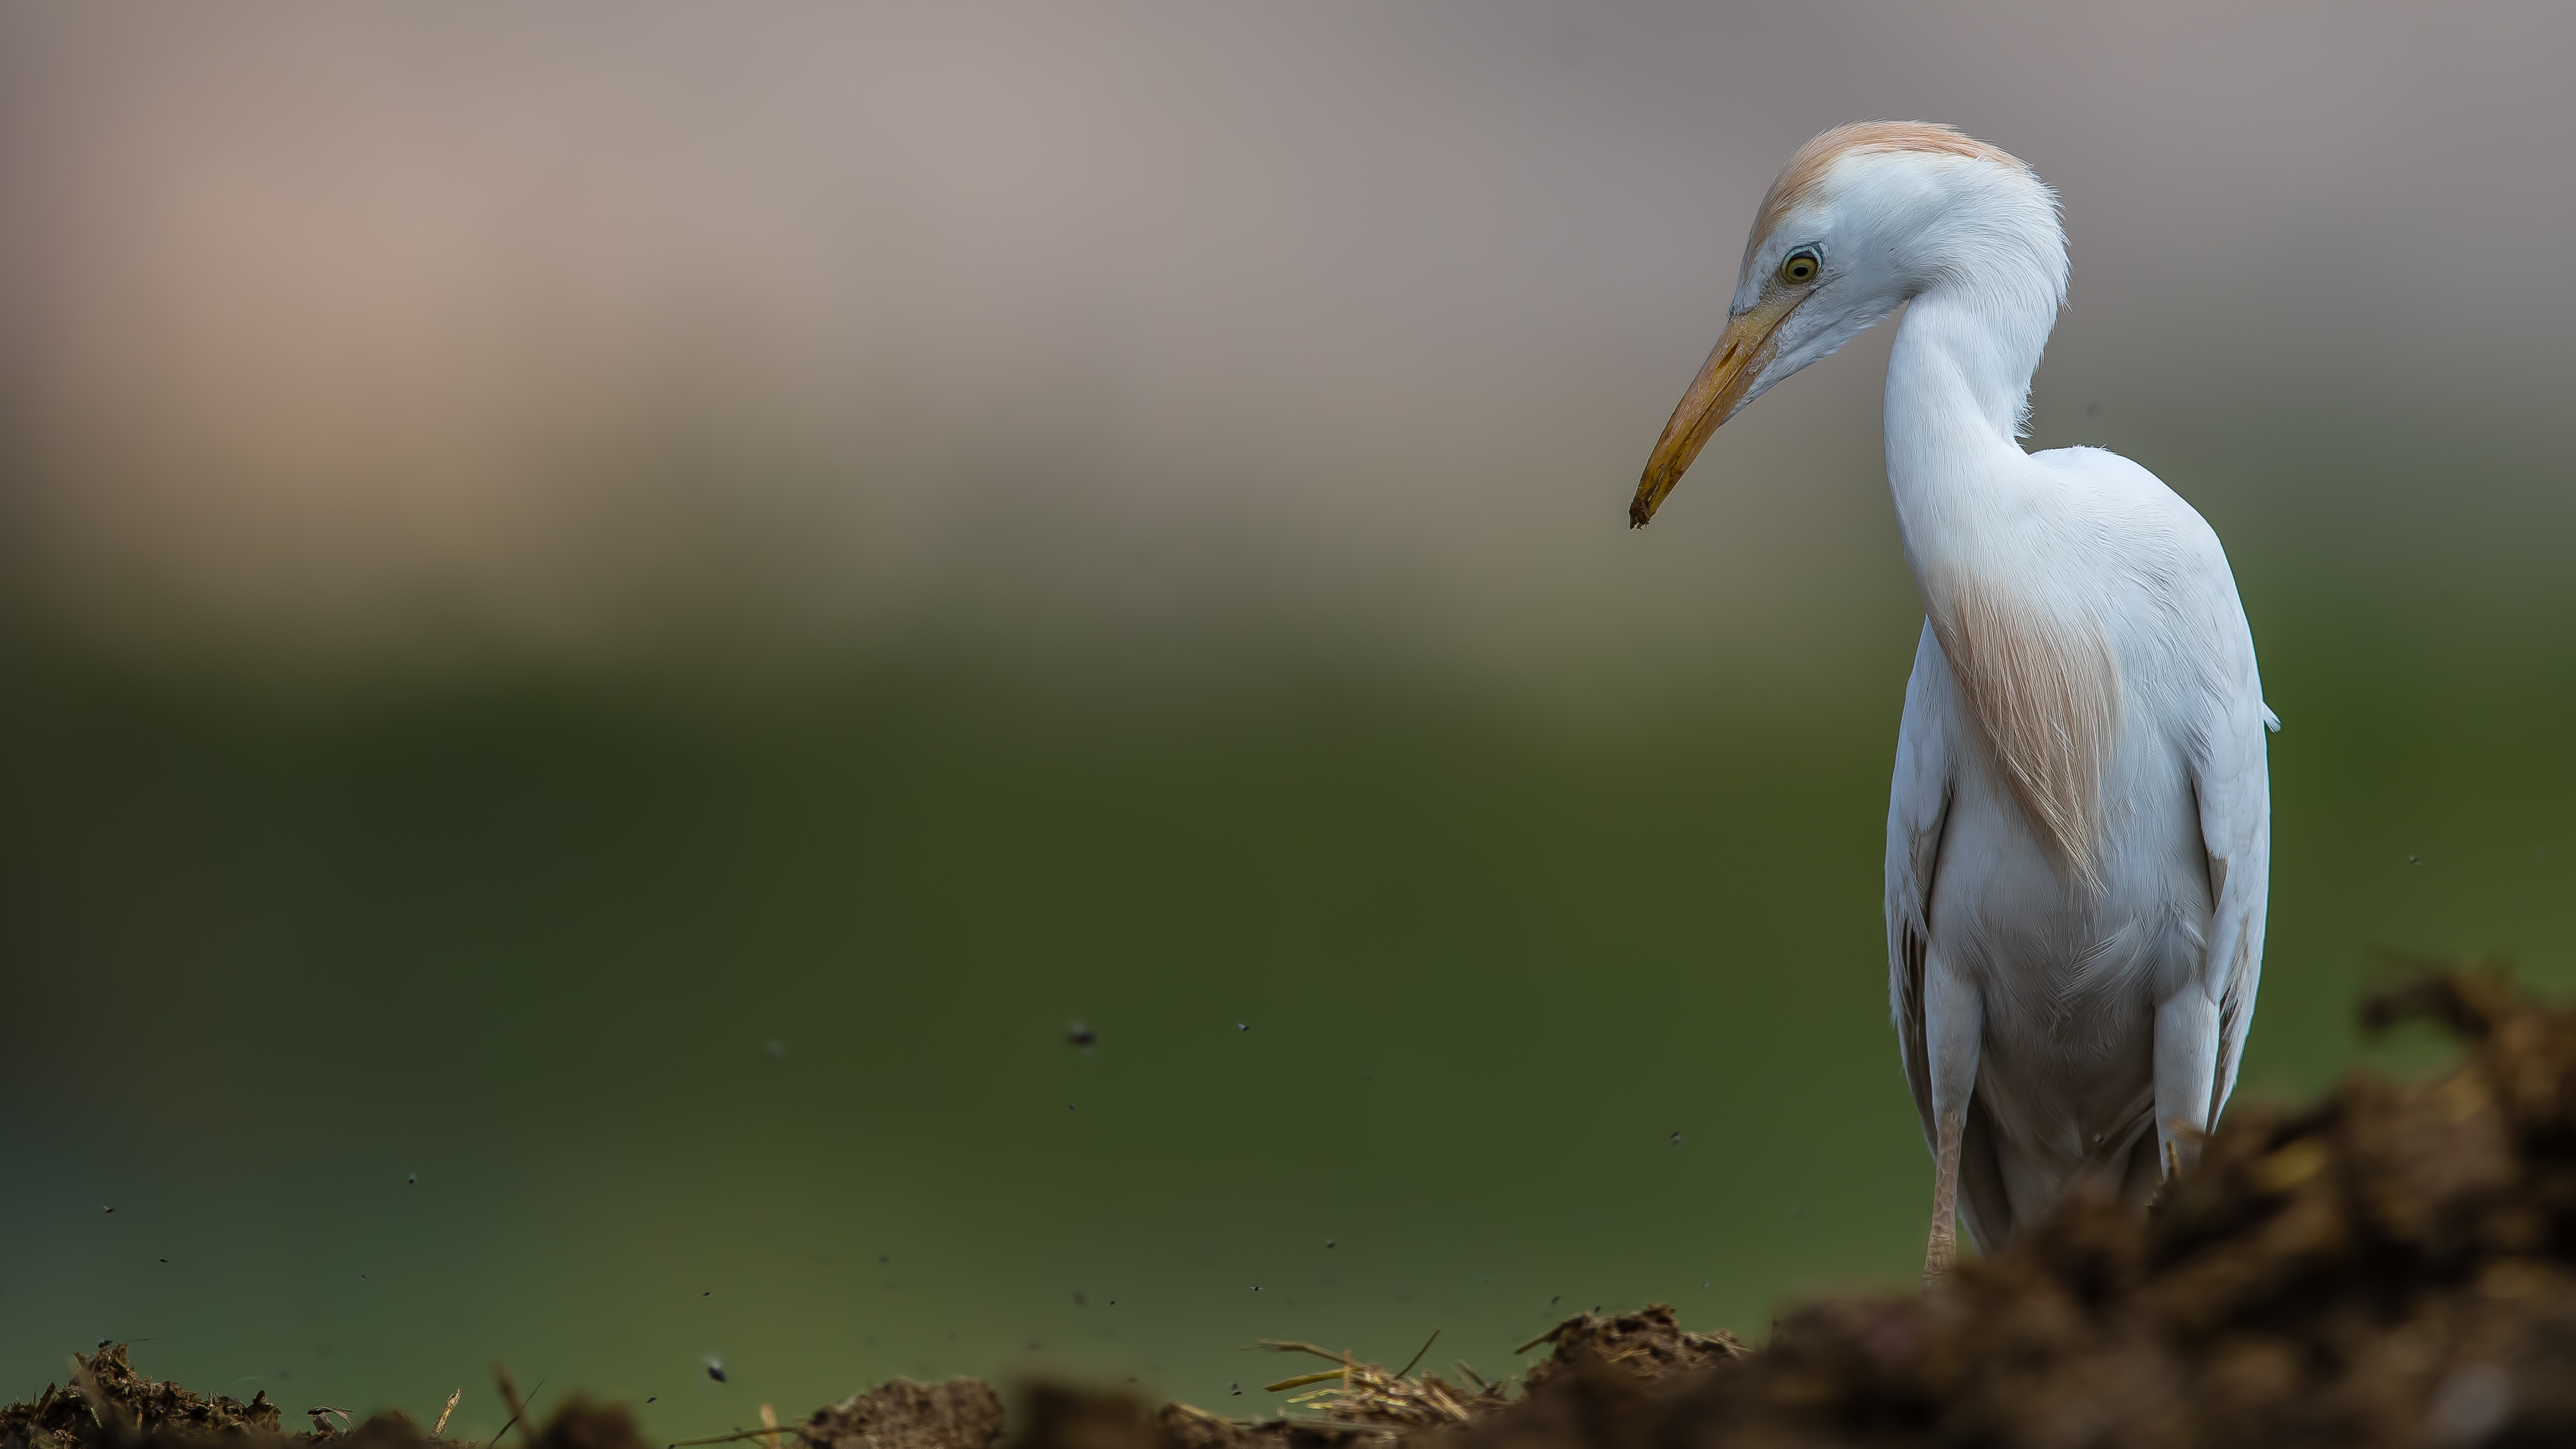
xmin=1067 ymin=1021 xmax=1095 ymax=1048
xmin=407 ymin=1175 xmax=417 ymax=1185
xmin=1237 ymin=1024 xmax=1248 ymax=1032
xmin=1670 ymin=1132 xmax=1682 ymax=1146
xmin=1230 ymin=1385 xmax=1242 ymax=1397
xmin=646 ymin=1399 xmax=657 ymax=1405
xmin=103 ymin=1206 xmax=114 ymax=1214
xmin=1325 ymin=1240 xmax=1335 ymax=1248
xmin=706 ymin=1364 xmax=727 ymax=1384
xmin=2408 ymin=855 xmax=2423 ymax=865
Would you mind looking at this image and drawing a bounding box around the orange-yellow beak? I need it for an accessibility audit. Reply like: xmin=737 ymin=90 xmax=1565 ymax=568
xmin=1629 ymin=292 xmax=1805 ymax=528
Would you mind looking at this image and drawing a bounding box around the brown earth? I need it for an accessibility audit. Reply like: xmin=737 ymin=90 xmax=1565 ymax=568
xmin=15 ymin=963 xmax=2576 ymax=1449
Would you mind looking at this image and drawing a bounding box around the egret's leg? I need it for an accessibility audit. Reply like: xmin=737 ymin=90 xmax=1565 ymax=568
xmin=2153 ymin=987 xmax=2221 ymax=1175
xmin=1925 ymin=1110 xmax=1965 ymax=1283
xmin=1921 ymin=951 xmax=1982 ymax=1287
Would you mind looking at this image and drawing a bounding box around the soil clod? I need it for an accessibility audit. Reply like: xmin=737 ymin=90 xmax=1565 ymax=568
xmin=1511 ymin=1306 xmax=1748 ymax=1390
xmin=798 ymin=1381 xmax=1003 ymax=1449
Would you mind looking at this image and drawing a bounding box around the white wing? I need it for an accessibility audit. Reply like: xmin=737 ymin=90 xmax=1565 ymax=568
xmin=2182 ymin=554 xmax=2274 ymax=1126
xmin=1886 ymin=621 xmax=1955 ymax=1156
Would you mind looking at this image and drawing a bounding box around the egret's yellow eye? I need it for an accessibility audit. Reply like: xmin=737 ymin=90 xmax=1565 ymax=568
xmin=1780 ymin=249 xmax=1821 ymax=284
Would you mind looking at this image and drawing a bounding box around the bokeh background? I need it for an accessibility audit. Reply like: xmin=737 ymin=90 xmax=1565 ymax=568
xmin=4 ymin=0 xmax=2574 ymax=1438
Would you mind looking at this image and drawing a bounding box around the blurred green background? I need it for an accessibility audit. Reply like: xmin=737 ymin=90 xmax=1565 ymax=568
xmin=3 ymin=1 xmax=2575 ymax=1441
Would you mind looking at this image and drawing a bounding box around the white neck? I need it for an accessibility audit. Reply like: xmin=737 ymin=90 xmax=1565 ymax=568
xmin=1882 ymin=272 xmax=2058 ymax=587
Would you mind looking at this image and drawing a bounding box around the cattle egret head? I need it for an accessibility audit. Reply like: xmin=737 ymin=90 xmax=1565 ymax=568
xmin=1632 ymin=123 xmax=2068 ymax=527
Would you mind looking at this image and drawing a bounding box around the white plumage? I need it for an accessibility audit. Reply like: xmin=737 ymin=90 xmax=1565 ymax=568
xmin=1631 ymin=123 xmax=2273 ymax=1279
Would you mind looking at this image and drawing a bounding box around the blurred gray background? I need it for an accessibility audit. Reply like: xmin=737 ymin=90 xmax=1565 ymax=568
xmin=2 ymin=0 xmax=2571 ymax=1438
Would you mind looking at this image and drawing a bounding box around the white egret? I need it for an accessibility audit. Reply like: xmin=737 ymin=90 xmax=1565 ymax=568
xmin=1631 ymin=123 xmax=2274 ymax=1281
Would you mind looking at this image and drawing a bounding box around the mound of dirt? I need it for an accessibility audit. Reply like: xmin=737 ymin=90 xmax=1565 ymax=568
xmin=1513 ymin=1306 xmax=1748 ymax=1393
xmin=800 ymin=1379 xmax=1005 ymax=1449
xmin=0 ymin=1357 xmax=1002 ymax=1449
xmin=1 ymin=1344 xmax=284 ymax=1448
xmin=1023 ymin=1311 xmax=1734 ymax=1449
xmin=0 ymin=1348 xmax=616 ymax=1449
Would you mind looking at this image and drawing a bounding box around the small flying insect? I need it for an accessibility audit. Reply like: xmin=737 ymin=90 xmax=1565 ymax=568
xmin=1067 ymin=1021 xmax=1095 ymax=1049
xmin=705 ymin=1357 xmax=727 ymax=1384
